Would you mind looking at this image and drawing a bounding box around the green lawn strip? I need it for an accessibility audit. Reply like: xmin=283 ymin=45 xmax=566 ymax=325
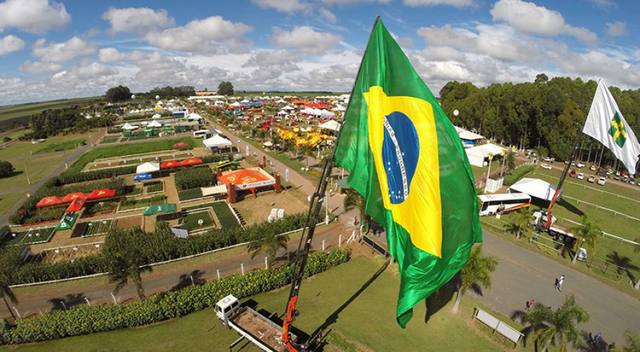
xmin=210 ymin=201 xmax=240 ymax=228
xmin=99 ymin=136 xmax=120 ymax=144
xmin=178 ymin=188 xmax=203 ymax=201
xmin=481 ymin=217 xmax=640 ymax=299
xmin=119 ymin=195 xmax=167 ymax=211
xmin=82 ymin=219 xmax=112 ymax=237
xmin=65 ymin=137 xmax=198 ymax=175
xmin=180 ymin=210 xmax=213 ymax=231
xmin=1 ymin=256 xmax=510 ymax=352
xmin=34 ymin=139 xmax=85 ymax=154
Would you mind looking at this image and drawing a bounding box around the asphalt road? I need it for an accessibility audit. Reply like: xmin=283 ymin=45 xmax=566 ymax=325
xmin=473 ymin=232 xmax=640 ymax=346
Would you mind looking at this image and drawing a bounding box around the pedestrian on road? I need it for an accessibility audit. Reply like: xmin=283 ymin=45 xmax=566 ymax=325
xmin=525 ymin=298 xmax=535 ymax=310
xmin=555 ymin=275 xmax=565 ymax=291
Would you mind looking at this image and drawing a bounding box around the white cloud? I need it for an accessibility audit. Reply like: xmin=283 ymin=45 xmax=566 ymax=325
xmin=403 ymin=0 xmax=474 ymax=7
xmin=19 ymin=60 xmax=61 ymax=73
xmin=0 ymin=35 xmax=24 ymax=56
xmin=0 ymin=0 xmax=70 ymax=34
xmin=145 ymin=16 xmax=252 ymax=53
xmin=588 ymin=0 xmax=615 ymax=7
xmin=606 ymin=21 xmax=626 ymax=37
xmin=319 ymin=8 xmax=338 ymax=23
xmin=322 ymin=0 xmax=390 ymax=5
xmin=32 ymin=36 xmax=96 ymax=63
xmin=102 ymin=7 xmax=174 ymax=34
xmin=272 ymin=26 xmax=342 ymax=54
xmin=52 ymin=62 xmax=117 ymax=82
xmin=491 ymin=0 xmax=597 ymax=45
xmin=252 ymin=0 xmax=309 ymax=12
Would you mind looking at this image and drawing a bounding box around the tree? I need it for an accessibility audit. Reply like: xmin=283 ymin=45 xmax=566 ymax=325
xmin=0 ymin=246 xmax=21 ymax=320
xmin=247 ymin=232 xmax=289 ymax=269
xmin=105 ymin=85 xmax=131 ymax=103
xmin=521 ymin=295 xmax=589 ymax=352
xmin=0 ymin=161 xmax=15 ymax=178
xmin=452 ymin=246 xmax=497 ymax=314
xmin=217 ymin=81 xmax=234 ymax=96
xmin=570 ymin=216 xmax=600 ymax=264
xmin=535 ymin=73 xmax=549 ymax=84
xmin=103 ymin=228 xmax=152 ymax=300
xmin=505 ymin=151 xmax=516 ymax=172
xmin=506 ymin=208 xmax=531 ymax=240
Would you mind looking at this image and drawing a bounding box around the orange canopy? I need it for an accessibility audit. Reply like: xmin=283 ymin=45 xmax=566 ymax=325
xmin=36 ymin=196 xmax=65 ymax=208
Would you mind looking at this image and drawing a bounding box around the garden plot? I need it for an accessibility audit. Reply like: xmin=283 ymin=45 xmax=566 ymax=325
xmin=72 ymin=219 xmax=113 ymax=238
xmin=5 ymin=226 xmax=56 ymax=246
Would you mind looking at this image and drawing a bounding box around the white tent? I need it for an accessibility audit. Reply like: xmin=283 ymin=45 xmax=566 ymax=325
xmin=465 ymin=143 xmax=506 ymax=167
xmin=187 ymin=113 xmax=203 ymax=121
xmin=229 ymin=102 xmax=241 ymax=108
xmin=152 ymin=113 xmax=162 ymax=119
xmin=203 ymin=134 xmax=233 ymax=149
xmin=455 ymin=126 xmax=484 ymax=141
xmin=136 ymin=162 xmax=160 ymax=174
xmin=122 ymin=123 xmax=138 ymax=130
xmin=148 ymin=120 xmax=162 ymax=128
xmin=301 ymin=107 xmax=315 ymax=115
xmin=509 ymin=178 xmax=556 ymax=202
xmin=277 ymin=110 xmax=288 ymax=116
xmin=201 ymin=185 xmax=227 ymax=197
xmin=282 ymin=105 xmax=295 ymax=111
xmin=319 ymin=109 xmax=335 ymax=118
xmin=319 ymin=120 xmax=341 ymax=132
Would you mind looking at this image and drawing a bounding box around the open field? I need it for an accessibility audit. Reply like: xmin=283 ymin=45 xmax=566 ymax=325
xmin=34 ymin=139 xmax=85 ymax=154
xmin=0 ymin=256 xmax=515 ymax=352
xmin=0 ymin=97 xmax=99 ymax=122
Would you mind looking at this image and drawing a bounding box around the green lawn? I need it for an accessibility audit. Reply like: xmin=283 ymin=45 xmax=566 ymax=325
xmin=0 ymin=256 xmax=512 ymax=352
xmin=81 ymin=219 xmax=112 ymax=237
xmin=177 ymin=188 xmax=203 ymax=201
xmin=34 ymin=139 xmax=85 ymax=154
xmin=119 ymin=195 xmax=167 ymax=211
xmin=4 ymin=226 xmax=55 ymax=246
xmin=180 ymin=210 xmax=214 ymax=231
xmin=100 ymin=136 xmax=120 ymax=144
xmin=144 ymin=181 xmax=163 ymax=194
xmin=182 ymin=202 xmax=241 ymax=229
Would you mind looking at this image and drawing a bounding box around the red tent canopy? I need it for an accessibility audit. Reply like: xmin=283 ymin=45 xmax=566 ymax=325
xmin=86 ymin=189 xmax=116 ymax=200
xmin=36 ymin=196 xmax=65 ymax=208
xmin=173 ymin=142 xmax=189 ymax=149
xmin=61 ymin=192 xmax=86 ymax=203
xmin=66 ymin=198 xmax=86 ymax=213
xmin=179 ymin=157 xmax=203 ymax=167
xmin=160 ymin=160 xmax=181 ymax=169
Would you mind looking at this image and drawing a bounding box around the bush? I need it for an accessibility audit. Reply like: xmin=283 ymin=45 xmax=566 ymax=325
xmin=0 ymin=249 xmax=350 ymax=345
xmin=174 ymin=167 xmax=214 ymax=190
xmin=0 ymin=160 xmax=15 ymax=178
xmin=504 ymin=165 xmax=534 ymax=186
xmin=11 ymin=213 xmax=306 ymax=284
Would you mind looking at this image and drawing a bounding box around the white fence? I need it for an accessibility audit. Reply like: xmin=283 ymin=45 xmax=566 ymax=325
xmin=473 ymin=308 xmax=524 ymax=347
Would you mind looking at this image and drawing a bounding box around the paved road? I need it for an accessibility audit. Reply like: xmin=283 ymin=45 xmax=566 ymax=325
xmin=472 ymin=232 xmax=640 ymax=346
xmin=3 ymin=222 xmax=352 ymax=319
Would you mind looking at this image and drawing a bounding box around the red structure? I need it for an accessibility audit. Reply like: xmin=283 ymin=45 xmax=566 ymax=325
xmin=160 ymin=157 xmax=203 ymax=169
xmin=217 ymin=167 xmax=281 ymax=203
xmin=35 ymin=189 xmax=117 ymax=213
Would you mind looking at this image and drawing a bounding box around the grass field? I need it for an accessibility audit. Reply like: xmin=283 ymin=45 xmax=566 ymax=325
xmin=119 ymin=195 xmax=167 ymax=211
xmin=4 ymin=226 xmax=56 ymax=246
xmin=177 ymin=188 xmax=203 ymax=201
xmin=0 ymin=97 xmax=99 ymax=122
xmin=181 ymin=210 xmax=214 ymax=231
xmin=183 ymin=202 xmax=241 ymax=229
xmin=34 ymin=139 xmax=85 ymax=154
xmin=0 ymin=256 xmax=515 ymax=352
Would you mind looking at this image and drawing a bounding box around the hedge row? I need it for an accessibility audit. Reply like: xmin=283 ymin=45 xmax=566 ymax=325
xmin=174 ymin=167 xmax=214 ymax=190
xmin=12 ymin=213 xmax=306 ymax=284
xmin=0 ymin=249 xmax=350 ymax=345
xmin=54 ymin=166 xmax=137 ymax=185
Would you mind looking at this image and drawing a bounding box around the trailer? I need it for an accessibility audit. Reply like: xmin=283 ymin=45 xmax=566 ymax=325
xmin=216 ymin=295 xmax=296 ymax=352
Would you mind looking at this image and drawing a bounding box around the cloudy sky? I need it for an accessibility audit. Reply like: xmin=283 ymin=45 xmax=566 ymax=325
xmin=0 ymin=0 xmax=639 ymax=105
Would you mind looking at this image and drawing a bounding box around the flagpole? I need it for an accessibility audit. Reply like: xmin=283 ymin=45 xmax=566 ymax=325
xmin=281 ymin=16 xmax=382 ymax=352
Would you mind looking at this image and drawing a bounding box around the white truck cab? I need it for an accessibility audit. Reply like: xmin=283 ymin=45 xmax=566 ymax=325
xmin=215 ymin=294 xmax=240 ymax=326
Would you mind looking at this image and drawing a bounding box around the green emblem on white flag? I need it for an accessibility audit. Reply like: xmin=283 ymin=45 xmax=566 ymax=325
xmin=608 ymin=112 xmax=627 ymax=148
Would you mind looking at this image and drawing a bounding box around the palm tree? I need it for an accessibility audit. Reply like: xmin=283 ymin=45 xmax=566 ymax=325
xmin=506 ymin=208 xmax=531 ymax=240
xmin=0 ymin=246 xmax=21 ymax=320
xmin=621 ymin=330 xmax=640 ymax=352
xmin=103 ymin=228 xmax=152 ymax=300
xmin=522 ymin=295 xmax=589 ymax=352
xmin=247 ymin=232 xmax=289 ymax=269
xmin=570 ymin=216 xmax=601 ymax=264
xmin=452 ymin=246 xmax=498 ymax=314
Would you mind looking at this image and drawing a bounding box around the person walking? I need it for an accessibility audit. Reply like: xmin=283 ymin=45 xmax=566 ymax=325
xmin=555 ymin=275 xmax=565 ymax=291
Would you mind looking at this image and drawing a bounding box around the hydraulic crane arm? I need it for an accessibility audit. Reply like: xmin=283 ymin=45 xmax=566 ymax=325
xmin=282 ymin=156 xmax=335 ymax=352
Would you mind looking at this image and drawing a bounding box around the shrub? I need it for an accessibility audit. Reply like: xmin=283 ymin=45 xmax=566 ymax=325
xmin=174 ymin=167 xmax=214 ymax=190
xmin=0 ymin=160 xmax=15 ymax=177
xmin=11 ymin=213 xmax=306 ymax=284
xmin=0 ymin=249 xmax=350 ymax=345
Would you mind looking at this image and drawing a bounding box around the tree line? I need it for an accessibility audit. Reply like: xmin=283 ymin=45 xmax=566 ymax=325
xmin=439 ymin=74 xmax=640 ymax=164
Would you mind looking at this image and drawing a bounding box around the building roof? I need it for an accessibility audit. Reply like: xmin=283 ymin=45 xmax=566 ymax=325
xmin=508 ymin=177 xmax=556 ymax=201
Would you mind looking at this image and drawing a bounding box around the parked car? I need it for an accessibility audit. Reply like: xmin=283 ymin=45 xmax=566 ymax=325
xmin=541 ymin=163 xmax=552 ymax=170
xmin=543 ymin=157 xmax=554 ymax=162
xmin=587 ymin=176 xmax=596 ymax=183
xmin=589 ymin=165 xmax=597 ymax=171
xmin=630 ymin=179 xmax=637 ymax=185
xmin=576 ymin=162 xmax=585 ymax=168
xmin=569 ymin=169 xmax=577 ymax=178
xmin=597 ymin=177 xmax=606 ymax=186
xmin=577 ymin=173 xmax=585 ymax=180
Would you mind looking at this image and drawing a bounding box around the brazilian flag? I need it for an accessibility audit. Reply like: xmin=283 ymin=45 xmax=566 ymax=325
xmin=335 ymin=18 xmax=482 ymax=327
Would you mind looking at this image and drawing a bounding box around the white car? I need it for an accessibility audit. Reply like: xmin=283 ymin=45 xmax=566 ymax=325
xmin=589 ymin=165 xmax=597 ymax=171
xmin=577 ymin=172 xmax=585 ymax=180
xmin=576 ymin=162 xmax=585 ymax=168
xmin=597 ymin=177 xmax=606 ymax=186
xmin=540 ymin=163 xmax=552 ymax=170
xmin=543 ymin=157 xmax=554 ymax=162
xmin=587 ymin=176 xmax=596 ymax=183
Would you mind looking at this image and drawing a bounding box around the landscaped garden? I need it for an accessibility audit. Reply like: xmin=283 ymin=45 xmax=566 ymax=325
xmin=143 ymin=181 xmax=163 ymax=194
xmin=183 ymin=202 xmax=240 ymax=229
xmin=179 ymin=210 xmax=214 ymax=231
xmin=119 ymin=195 xmax=167 ymax=211
xmin=4 ymin=227 xmax=56 ymax=246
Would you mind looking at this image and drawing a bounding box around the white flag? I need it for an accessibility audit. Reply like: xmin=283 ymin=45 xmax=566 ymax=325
xmin=582 ymin=80 xmax=640 ymax=174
